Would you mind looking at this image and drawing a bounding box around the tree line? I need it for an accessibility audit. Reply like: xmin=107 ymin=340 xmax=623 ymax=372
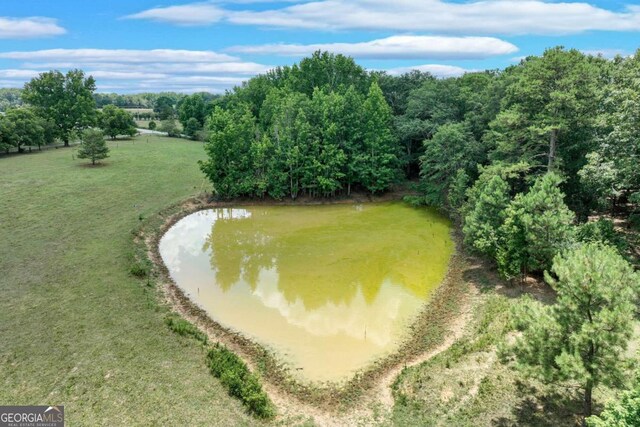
xmin=200 ymin=52 xmax=399 ymax=198
xmin=1 ymin=76 xmax=221 ymax=153
xmin=0 ymin=70 xmax=144 ymax=154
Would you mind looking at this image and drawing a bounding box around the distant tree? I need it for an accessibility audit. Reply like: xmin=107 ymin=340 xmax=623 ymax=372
xmin=420 ymin=123 xmax=481 ymax=207
xmin=0 ymin=88 xmax=23 ymax=112
xmin=511 ymin=243 xmax=640 ymax=423
xmin=376 ymin=70 xmax=434 ymax=117
xmin=588 ymin=52 xmax=640 ymax=216
xmin=154 ymin=96 xmax=175 ymax=120
xmin=2 ymin=108 xmax=45 ymax=152
xmin=148 ymin=121 xmax=157 ymax=130
xmin=22 ymin=70 xmax=97 ymax=146
xmin=159 ymin=119 xmax=179 ymax=137
xmin=77 ymin=129 xmax=109 ymax=165
xmin=99 ymin=105 xmax=137 ymax=139
xmin=184 ymin=117 xmax=201 ymax=140
xmin=178 ymin=94 xmax=207 ymax=129
xmin=486 ymin=48 xmax=605 ymax=216
xmin=489 ymin=48 xmax=601 ymax=173
xmin=0 ymin=114 xmax=15 ymax=153
xmin=497 ymin=173 xmax=575 ymax=279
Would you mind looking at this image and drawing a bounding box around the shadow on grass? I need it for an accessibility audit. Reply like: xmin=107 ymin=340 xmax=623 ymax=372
xmin=462 ymin=259 xmax=556 ymax=305
xmin=76 ymin=162 xmax=109 ymax=168
xmin=493 ymin=381 xmax=582 ymax=427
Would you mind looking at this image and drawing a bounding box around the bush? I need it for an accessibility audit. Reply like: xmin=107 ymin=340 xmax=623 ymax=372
xmin=588 ymin=375 xmax=640 ymax=426
xmin=129 ymin=260 xmax=150 ymax=278
xmin=577 ymin=218 xmax=628 ymax=255
xmin=165 ymin=315 xmax=208 ymax=344
xmin=403 ymin=195 xmax=427 ymax=207
xmin=206 ymin=343 xmax=275 ymax=419
xmin=159 ymin=119 xmax=180 ymax=137
xmin=148 ymin=121 xmax=156 ymax=130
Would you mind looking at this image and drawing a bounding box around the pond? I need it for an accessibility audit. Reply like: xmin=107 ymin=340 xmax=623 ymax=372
xmin=159 ymin=202 xmax=453 ymax=383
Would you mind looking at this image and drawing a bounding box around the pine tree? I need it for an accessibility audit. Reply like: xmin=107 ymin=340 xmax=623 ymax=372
xmin=77 ymin=129 xmax=109 ymax=165
xmin=497 ymin=173 xmax=575 ymax=279
xmin=511 ymin=243 xmax=640 ymax=423
xmin=463 ymin=174 xmax=511 ymax=258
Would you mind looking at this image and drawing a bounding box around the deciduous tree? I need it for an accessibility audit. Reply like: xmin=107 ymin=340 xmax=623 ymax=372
xmin=99 ymin=105 xmax=136 ymax=139
xmin=22 ymin=70 xmax=97 ymax=146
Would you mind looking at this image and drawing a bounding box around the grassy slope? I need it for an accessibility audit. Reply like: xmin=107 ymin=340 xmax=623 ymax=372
xmin=389 ymin=286 xmax=638 ymax=427
xmin=0 ymin=136 xmax=254 ymax=425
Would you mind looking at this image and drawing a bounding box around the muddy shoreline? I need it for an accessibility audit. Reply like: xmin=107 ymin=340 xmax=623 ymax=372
xmin=137 ymin=192 xmax=473 ymax=415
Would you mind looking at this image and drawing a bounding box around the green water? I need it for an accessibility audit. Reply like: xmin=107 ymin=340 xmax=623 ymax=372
xmin=160 ymin=202 xmax=453 ymax=382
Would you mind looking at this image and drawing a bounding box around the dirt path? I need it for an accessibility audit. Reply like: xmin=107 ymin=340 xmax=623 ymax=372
xmin=375 ymin=287 xmax=477 ymax=408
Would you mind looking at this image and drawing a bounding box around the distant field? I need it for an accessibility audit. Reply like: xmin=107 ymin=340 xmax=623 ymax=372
xmin=122 ymin=108 xmax=154 ymax=114
xmin=0 ymin=136 xmax=254 ymax=425
xmin=135 ymin=119 xmax=150 ymax=129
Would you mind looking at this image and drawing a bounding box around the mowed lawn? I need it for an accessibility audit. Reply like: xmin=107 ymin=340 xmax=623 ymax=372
xmin=0 ymin=137 xmax=254 ymax=425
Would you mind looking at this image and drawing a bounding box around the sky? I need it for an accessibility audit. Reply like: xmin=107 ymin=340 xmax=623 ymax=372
xmin=0 ymin=0 xmax=638 ymax=93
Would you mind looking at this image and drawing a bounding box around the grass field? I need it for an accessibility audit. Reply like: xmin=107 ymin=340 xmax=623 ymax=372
xmin=0 ymin=136 xmax=255 ymax=425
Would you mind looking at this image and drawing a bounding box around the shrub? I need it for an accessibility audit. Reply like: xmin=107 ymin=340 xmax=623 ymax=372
xmin=148 ymin=121 xmax=157 ymax=130
xmin=165 ymin=315 xmax=208 ymax=344
xmin=403 ymin=195 xmax=427 ymax=207
xmin=206 ymin=343 xmax=275 ymax=419
xmin=577 ymin=218 xmax=627 ymax=255
xmin=129 ymin=261 xmax=150 ymax=278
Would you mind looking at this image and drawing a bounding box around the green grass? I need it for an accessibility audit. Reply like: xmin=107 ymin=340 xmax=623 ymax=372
xmin=0 ymin=136 xmax=255 ymax=425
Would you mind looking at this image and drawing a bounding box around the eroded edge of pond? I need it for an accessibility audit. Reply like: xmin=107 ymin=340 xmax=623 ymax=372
xmin=137 ymin=194 xmax=472 ymax=412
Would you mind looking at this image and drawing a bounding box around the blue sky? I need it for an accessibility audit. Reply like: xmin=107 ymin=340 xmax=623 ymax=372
xmin=0 ymin=0 xmax=639 ymax=93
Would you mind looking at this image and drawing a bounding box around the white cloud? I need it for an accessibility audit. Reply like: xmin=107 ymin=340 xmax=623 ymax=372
xmin=0 ymin=48 xmax=237 ymax=63
xmin=228 ymin=35 xmax=517 ymax=60
xmin=0 ymin=17 xmax=66 ymax=39
xmin=127 ymin=0 xmax=640 ymax=35
xmin=384 ymin=64 xmax=475 ymax=78
xmin=125 ymin=2 xmax=225 ymax=26
xmin=0 ymin=69 xmax=41 ymax=79
xmin=0 ymin=49 xmax=273 ymax=93
xmin=22 ymin=61 xmax=271 ymax=75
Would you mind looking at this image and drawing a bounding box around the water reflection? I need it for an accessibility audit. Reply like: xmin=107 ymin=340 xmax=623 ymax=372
xmin=159 ymin=203 xmax=453 ymax=382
